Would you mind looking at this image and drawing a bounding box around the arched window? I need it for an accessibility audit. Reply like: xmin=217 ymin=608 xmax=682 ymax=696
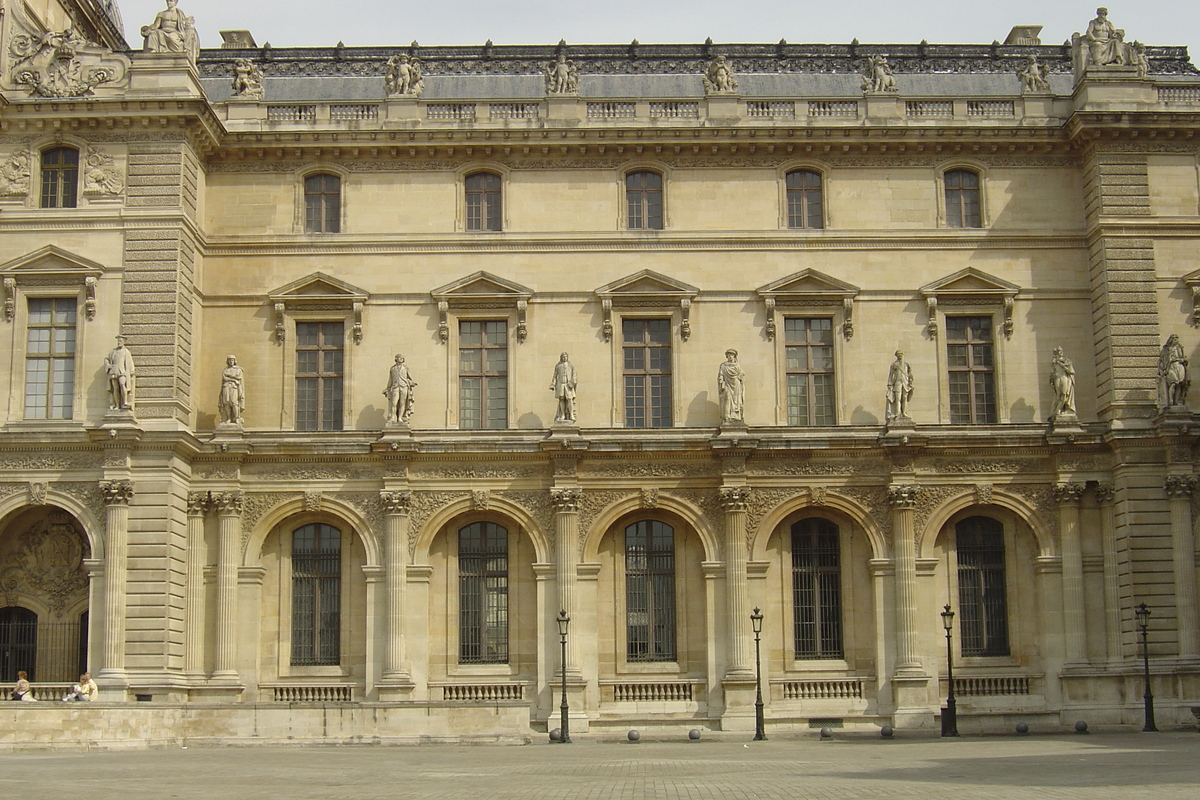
xmin=785 ymin=169 xmax=824 ymax=229
xmin=291 ymin=523 xmax=341 ymax=665
xmin=791 ymin=518 xmax=842 ymax=658
xmin=40 ymin=147 xmax=79 ymax=209
xmin=465 ymin=172 xmax=502 ymax=231
xmin=625 ymin=170 xmax=663 ymax=230
xmin=304 ymin=173 xmax=341 ymax=233
xmin=955 ymin=516 xmax=1009 ymax=656
xmin=944 ymin=169 xmax=981 ymax=228
xmin=459 ymin=521 xmax=509 ymax=663
xmin=0 ymin=606 xmax=38 ymax=682
xmin=625 ymin=520 xmax=675 ymax=661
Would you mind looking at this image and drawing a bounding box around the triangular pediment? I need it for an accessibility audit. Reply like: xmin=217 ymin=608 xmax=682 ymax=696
xmin=920 ymin=267 xmax=1019 ymax=299
xmin=0 ymin=245 xmax=106 ymax=280
xmin=595 ymin=270 xmax=699 ymax=301
xmin=756 ymin=269 xmax=859 ymax=302
xmin=269 ymin=272 xmax=368 ymax=302
xmin=431 ymin=271 xmax=533 ymax=304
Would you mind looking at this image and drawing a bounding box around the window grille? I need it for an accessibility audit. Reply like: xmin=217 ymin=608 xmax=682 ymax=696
xmin=956 ymin=516 xmax=1009 ymax=657
xmin=623 ymin=318 xmax=672 ymax=428
xmin=625 ymin=520 xmax=676 ymax=662
xmin=785 ymin=318 xmax=835 ymax=425
xmin=291 ymin=523 xmax=341 ymax=666
xmin=459 ymin=521 xmax=509 ymax=664
xmin=0 ymin=610 xmax=86 ymax=683
xmin=267 ymin=105 xmax=317 ymax=122
xmin=40 ymin=147 xmax=79 ymax=208
xmin=791 ymin=518 xmax=843 ymax=658
xmin=295 ymin=321 xmax=344 ymax=430
xmin=459 ymin=320 xmax=508 ymax=429
xmin=946 ymin=316 xmax=996 ymax=424
xmin=25 ymin=298 xmax=77 ymax=420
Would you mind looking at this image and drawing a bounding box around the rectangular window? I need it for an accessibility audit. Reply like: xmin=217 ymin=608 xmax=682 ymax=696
xmin=295 ymin=321 xmax=344 ymax=431
xmin=459 ymin=320 xmax=507 ymax=429
xmin=623 ymin=318 xmax=672 ymax=428
xmin=24 ymin=298 xmax=77 ymax=420
xmin=626 ymin=171 xmax=664 ymax=230
xmin=304 ymin=173 xmax=341 ymax=233
xmin=946 ymin=316 xmax=996 ymax=424
xmin=944 ymin=169 xmax=982 ymax=228
xmin=785 ymin=317 xmax=835 ymax=426
xmin=786 ymin=169 xmax=824 ymax=229
xmin=625 ymin=520 xmax=676 ymax=662
xmin=791 ymin=519 xmax=843 ymax=659
xmin=458 ymin=521 xmax=509 ymax=664
xmin=291 ymin=523 xmax=341 ymax=666
xmin=956 ymin=517 xmax=1010 ymax=657
xmin=40 ymin=148 xmax=79 ymax=209
xmin=465 ymin=172 xmax=502 ymax=232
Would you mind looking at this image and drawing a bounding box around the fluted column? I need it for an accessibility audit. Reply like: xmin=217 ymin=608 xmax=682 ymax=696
xmin=1165 ymin=475 xmax=1200 ymax=660
xmin=550 ymin=487 xmax=582 ymax=674
xmin=380 ymin=490 xmax=412 ymax=681
xmin=213 ymin=491 xmax=243 ymax=680
xmin=1054 ymin=482 xmax=1087 ymax=666
xmin=1095 ymin=484 xmax=1123 ymax=663
xmin=185 ymin=492 xmax=209 ymax=678
xmin=719 ymin=486 xmax=753 ymax=678
xmin=98 ymin=480 xmax=133 ymax=682
xmin=888 ymin=484 xmax=923 ymax=676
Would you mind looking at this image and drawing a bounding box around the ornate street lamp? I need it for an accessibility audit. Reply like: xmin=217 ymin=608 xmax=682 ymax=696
xmin=555 ymin=610 xmax=572 ymax=743
xmin=941 ymin=604 xmax=959 ymax=737
xmin=1135 ymin=602 xmax=1157 ymax=732
xmin=751 ymin=606 xmax=766 ymax=741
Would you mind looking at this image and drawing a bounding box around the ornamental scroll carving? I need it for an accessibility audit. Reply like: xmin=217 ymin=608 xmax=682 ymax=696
xmin=8 ymin=26 xmax=126 ymax=97
xmin=498 ymin=490 xmax=554 ymax=547
xmin=0 ymin=509 xmax=90 ymax=615
xmin=408 ymin=491 xmax=470 ymax=557
xmin=0 ymin=149 xmax=32 ymax=198
xmin=577 ymin=490 xmax=636 ymax=551
xmin=83 ymin=147 xmax=124 ymax=196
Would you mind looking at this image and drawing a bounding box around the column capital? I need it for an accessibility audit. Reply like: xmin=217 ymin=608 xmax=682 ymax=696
xmin=886 ymin=484 xmax=920 ymax=509
xmin=550 ymin=487 xmax=582 ymax=513
xmin=186 ymin=491 xmax=210 ymax=516
xmin=99 ymin=479 xmax=134 ymax=506
xmin=1165 ymin=475 xmax=1197 ymax=499
xmin=718 ymin=485 xmax=751 ymax=512
xmin=380 ymin=490 xmax=412 ymax=515
xmin=1094 ymin=483 xmax=1115 ymax=504
xmin=1053 ymin=482 xmax=1086 ymax=506
xmin=214 ymin=490 xmax=244 ymax=515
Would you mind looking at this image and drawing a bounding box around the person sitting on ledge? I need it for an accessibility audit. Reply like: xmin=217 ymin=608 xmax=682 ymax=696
xmin=62 ymin=672 xmax=98 ymax=701
xmin=11 ymin=670 xmax=34 ymax=701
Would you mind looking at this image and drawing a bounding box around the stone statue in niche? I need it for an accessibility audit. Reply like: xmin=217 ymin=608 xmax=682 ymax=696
xmin=702 ymin=55 xmax=738 ymax=94
xmin=1083 ymin=7 xmax=1130 ymax=67
xmin=1157 ymin=334 xmax=1189 ymax=409
xmin=384 ymin=354 xmax=417 ymax=424
xmin=1049 ymin=347 xmax=1077 ymax=419
xmin=141 ymin=0 xmax=200 ymax=61
xmin=550 ymin=352 xmax=577 ymax=424
xmin=385 ymin=54 xmax=424 ymax=97
xmin=104 ymin=335 xmax=135 ymax=411
xmin=1018 ymin=56 xmax=1051 ymax=93
xmin=231 ymin=59 xmax=264 ymax=100
xmin=83 ymin=146 xmax=124 ymax=195
xmin=885 ymin=350 xmax=913 ymax=422
xmin=860 ymin=55 xmax=897 ymax=94
xmin=218 ymin=355 xmax=245 ymax=425
xmin=717 ymin=349 xmax=746 ymax=424
xmin=544 ymin=53 xmax=579 ymax=95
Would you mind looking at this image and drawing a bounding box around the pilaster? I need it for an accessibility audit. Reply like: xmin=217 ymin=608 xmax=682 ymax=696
xmin=184 ymin=492 xmax=209 ymax=679
xmin=98 ymin=479 xmax=133 ymax=686
xmin=1054 ymin=482 xmax=1088 ymax=666
xmin=550 ymin=487 xmax=582 ymax=678
xmin=212 ymin=491 xmax=243 ymax=683
xmin=1165 ymin=475 xmax=1200 ymax=661
xmin=379 ymin=490 xmax=414 ymax=695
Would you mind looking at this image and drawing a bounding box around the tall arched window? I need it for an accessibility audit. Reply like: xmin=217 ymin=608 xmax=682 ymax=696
xmin=291 ymin=523 xmax=341 ymax=665
xmin=955 ymin=516 xmax=1009 ymax=656
xmin=0 ymin=606 xmax=38 ymax=682
xmin=465 ymin=172 xmax=502 ymax=231
xmin=40 ymin=147 xmax=79 ymax=209
xmin=791 ymin=518 xmax=843 ymax=658
xmin=459 ymin=521 xmax=509 ymax=663
xmin=785 ymin=169 xmax=824 ymax=229
xmin=304 ymin=173 xmax=341 ymax=233
xmin=944 ymin=169 xmax=981 ymax=228
xmin=625 ymin=519 xmax=675 ymax=661
xmin=625 ymin=170 xmax=663 ymax=230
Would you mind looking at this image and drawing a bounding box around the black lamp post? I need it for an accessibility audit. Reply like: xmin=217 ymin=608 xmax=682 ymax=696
xmin=1135 ymin=602 xmax=1157 ymax=732
xmin=556 ymin=609 xmax=572 ymax=743
xmin=751 ymin=606 xmax=766 ymax=741
xmin=940 ymin=604 xmax=959 ymax=737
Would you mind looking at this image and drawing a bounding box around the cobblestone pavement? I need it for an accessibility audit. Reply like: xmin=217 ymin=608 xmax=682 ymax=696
xmin=3 ymin=731 xmax=1198 ymax=799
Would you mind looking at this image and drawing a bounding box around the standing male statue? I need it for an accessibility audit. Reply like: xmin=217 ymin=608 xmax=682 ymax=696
xmin=885 ymin=350 xmax=913 ymax=422
xmin=1157 ymin=334 xmax=1189 ymax=409
xmin=549 ymin=352 xmax=578 ymax=424
xmin=218 ymin=355 xmax=245 ymax=425
xmin=383 ymin=354 xmax=417 ymax=424
xmin=1049 ymin=347 xmax=1077 ymax=419
xmin=717 ymin=349 xmax=746 ymax=424
xmin=104 ymin=335 xmax=135 ymax=411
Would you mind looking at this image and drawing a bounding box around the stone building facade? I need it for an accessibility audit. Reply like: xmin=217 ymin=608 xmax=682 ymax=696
xmin=1 ymin=2 xmax=1199 ymax=740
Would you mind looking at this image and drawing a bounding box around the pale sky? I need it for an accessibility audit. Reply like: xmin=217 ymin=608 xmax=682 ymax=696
xmin=114 ymin=1 xmax=1198 ymax=52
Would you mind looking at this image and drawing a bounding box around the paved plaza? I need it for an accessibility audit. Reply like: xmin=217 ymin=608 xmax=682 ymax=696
xmin=2 ymin=730 xmax=1198 ymax=800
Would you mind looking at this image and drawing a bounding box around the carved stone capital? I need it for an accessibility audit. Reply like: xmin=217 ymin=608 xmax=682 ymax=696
xmin=886 ymin=484 xmax=920 ymax=509
xmin=1094 ymin=483 xmax=1115 ymax=504
xmin=1053 ymin=482 xmax=1085 ymax=506
xmin=215 ymin=491 xmax=244 ymax=515
xmin=1165 ymin=475 xmax=1198 ymax=499
xmin=380 ymin=490 xmax=412 ymax=515
xmin=99 ymin=480 xmax=134 ymax=506
xmin=718 ymin=486 xmax=752 ymax=512
xmin=186 ymin=491 xmax=210 ymax=516
xmin=550 ymin=487 xmax=582 ymax=514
